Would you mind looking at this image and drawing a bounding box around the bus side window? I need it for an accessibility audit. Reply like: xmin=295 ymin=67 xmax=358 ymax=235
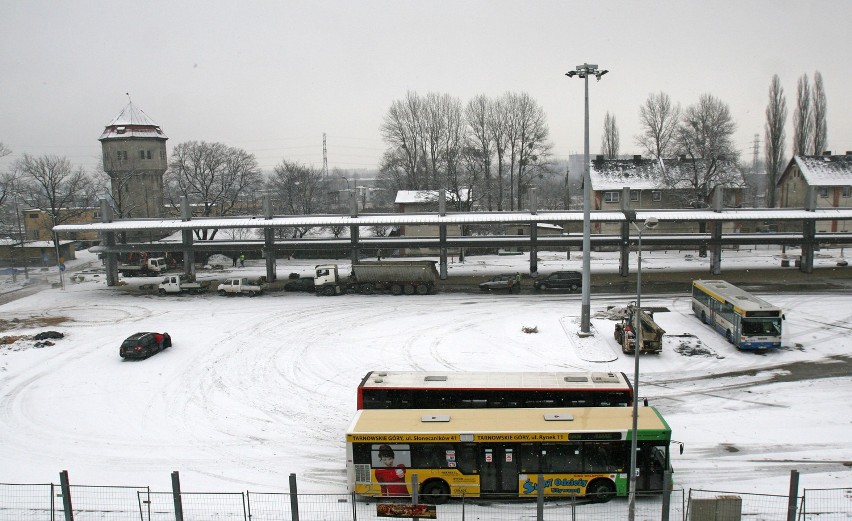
xmin=519 ymin=443 xmax=539 ymax=473
xmin=454 ymin=444 xmax=476 ymax=473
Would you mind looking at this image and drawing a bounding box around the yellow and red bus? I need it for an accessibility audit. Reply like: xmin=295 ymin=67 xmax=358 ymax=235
xmin=357 ymin=371 xmax=633 ymax=409
xmin=346 ymin=405 xmax=672 ymax=504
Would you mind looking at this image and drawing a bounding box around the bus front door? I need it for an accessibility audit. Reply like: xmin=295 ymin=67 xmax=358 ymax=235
xmin=637 ymin=444 xmax=666 ymax=492
xmin=480 ymin=445 xmax=519 ymax=495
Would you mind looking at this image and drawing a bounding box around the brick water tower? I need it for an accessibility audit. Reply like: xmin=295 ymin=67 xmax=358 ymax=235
xmin=99 ymin=101 xmax=168 ymax=220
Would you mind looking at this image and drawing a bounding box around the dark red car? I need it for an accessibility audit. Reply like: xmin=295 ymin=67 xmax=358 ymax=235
xmin=119 ymin=332 xmax=172 ymax=359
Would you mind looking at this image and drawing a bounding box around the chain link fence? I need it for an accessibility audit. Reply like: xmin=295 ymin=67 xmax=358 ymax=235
xmin=1 ymin=481 xmax=849 ymax=521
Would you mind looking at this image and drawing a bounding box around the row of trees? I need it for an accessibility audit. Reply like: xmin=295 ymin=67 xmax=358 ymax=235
xmin=0 ymin=73 xmax=833 ymax=242
xmin=378 ymin=91 xmax=552 ymax=212
xmin=764 ymin=71 xmax=829 ymax=208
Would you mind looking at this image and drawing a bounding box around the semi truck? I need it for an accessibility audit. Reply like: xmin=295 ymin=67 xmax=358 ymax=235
xmin=119 ymin=257 xmax=168 ymax=277
xmin=158 ymin=275 xmax=210 ymax=295
xmin=614 ymin=303 xmax=665 ymax=354
xmin=314 ymin=261 xmax=439 ymax=296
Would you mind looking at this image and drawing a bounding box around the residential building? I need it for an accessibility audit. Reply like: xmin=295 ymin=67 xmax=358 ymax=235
xmin=590 ymin=155 xmax=745 ymax=234
xmin=777 ymin=152 xmax=852 ymax=232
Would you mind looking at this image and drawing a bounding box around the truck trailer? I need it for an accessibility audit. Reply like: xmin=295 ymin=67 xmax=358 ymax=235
xmin=314 ymin=261 xmax=439 ymax=296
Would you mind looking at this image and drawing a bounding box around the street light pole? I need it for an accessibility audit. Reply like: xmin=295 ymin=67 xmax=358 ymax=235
xmin=566 ymin=63 xmax=608 ymax=334
xmin=628 ymin=215 xmax=658 ymax=521
xmin=14 ymin=198 xmax=30 ymax=280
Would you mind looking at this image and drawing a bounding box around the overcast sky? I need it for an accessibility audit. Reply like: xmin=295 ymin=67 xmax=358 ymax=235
xmin=1 ymin=0 xmax=849 ymax=175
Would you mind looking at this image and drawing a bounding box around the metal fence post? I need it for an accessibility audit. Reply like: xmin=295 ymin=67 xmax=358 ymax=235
xmin=411 ymin=474 xmax=419 ymax=504
xmin=59 ymin=470 xmax=73 ymax=521
xmin=171 ymin=471 xmax=184 ymax=521
xmin=289 ymin=473 xmax=299 ymax=521
xmin=536 ymin=473 xmax=544 ymax=521
xmin=662 ymin=470 xmax=672 ymax=521
xmin=787 ymin=469 xmax=799 ymax=521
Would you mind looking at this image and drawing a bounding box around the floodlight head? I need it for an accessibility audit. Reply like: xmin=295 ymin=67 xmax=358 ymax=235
xmin=644 ymin=217 xmax=659 ymax=229
xmin=565 ymin=71 xmax=577 ymax=78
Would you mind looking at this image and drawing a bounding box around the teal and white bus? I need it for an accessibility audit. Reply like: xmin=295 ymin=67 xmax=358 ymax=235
xmin=691 ymin=280 xmax=783 ymax=349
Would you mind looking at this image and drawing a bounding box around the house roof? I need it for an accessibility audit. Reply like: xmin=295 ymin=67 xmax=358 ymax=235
xmin=790 ymin=154 xmax=852 ymax=186
xmin=590 ymin=156 xmax=745 ymax=191
xmin=98 ymin=102 xmax=168 ymax=141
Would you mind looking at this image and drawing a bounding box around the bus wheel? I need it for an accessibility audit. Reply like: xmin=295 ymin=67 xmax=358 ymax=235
xmin=701 ymin=311 xmax=707 ymax=324
xmin=420 ymin=480 xmax=450 ymax=505
xmin=726 ymin=330 xmax=733 ymax=343
xmin=586 ymin=479 xmax=615 ymax=503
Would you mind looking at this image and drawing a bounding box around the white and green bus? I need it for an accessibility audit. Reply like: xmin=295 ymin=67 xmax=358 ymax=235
xmin=346 ymin=406 xmax=672 ymax=504
xmin=692 ymin=280 xmax=783 ymax=349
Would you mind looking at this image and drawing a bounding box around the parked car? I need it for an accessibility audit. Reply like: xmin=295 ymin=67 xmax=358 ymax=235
xmin=284 ymin=277 xmax=315 ymax=292
xmin=119 ymin=332 xmax=171 ymax=359
xmin=479 ymin=274 xmax=519 ymax=293
xmin=533 ymin=271 xmax=582 ymax=292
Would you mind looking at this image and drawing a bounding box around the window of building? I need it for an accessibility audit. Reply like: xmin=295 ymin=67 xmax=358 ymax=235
xmin=842 ymin=187 xmax=851 ymax=198
xmin=139 ymin=150 xmax=146 ymax=159
xmin=28 ymin=213 xmax=39 ymax=219
xmin=652 ymin=191 xmax=662 ymax=201
xmin=604 ymin=192 xmax=619 ymax=203
xmin=819 ymin=187 xmax=829 ymax=198
xmin=630 ymin=190 xmax=639 ymax=202
xmin=160 ymin=150 xmax=166 ymax=160
xmin=117 ymin=150 xmax=128 ymax=160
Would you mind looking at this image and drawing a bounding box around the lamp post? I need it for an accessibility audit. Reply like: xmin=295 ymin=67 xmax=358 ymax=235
xmin=566 ymin=63 xmax=608 ymax=334
xmin=628 ymin=215 xmax=658 ymax=521
xmin=14 ymin=197 xmax=29 ymax=280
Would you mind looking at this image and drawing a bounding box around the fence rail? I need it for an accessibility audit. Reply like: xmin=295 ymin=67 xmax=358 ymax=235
xmin=1 ymin=481 xmax=849 ymax=521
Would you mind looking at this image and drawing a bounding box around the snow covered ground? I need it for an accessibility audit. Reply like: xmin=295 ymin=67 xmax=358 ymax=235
xmin=0 ymin=247 xmax=850 ymax=496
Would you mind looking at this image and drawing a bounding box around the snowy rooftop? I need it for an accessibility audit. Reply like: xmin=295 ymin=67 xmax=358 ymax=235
xmin=98 ymin=101 xmax=168 ymax=141
xmin=395 ymin=189 xmax=471 ymax=204
xmin=793 ymin=154 xmax=852 ymax=186
xmin=590 ymin=157 xmax=744 ymax=191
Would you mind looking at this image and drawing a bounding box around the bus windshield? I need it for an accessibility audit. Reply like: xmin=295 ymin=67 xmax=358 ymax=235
xmin=741 ymin=318 xmax=781 ymax=336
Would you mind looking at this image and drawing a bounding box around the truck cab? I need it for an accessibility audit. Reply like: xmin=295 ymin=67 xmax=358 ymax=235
xmin=314 ymin=264 xmax=345 ymax=296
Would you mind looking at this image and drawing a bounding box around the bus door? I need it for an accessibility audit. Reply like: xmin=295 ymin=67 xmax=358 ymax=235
xmin=480 ymin=445 xmax=519 ymax=494
xmin=636 ymin=443 xmax=666 ymax=492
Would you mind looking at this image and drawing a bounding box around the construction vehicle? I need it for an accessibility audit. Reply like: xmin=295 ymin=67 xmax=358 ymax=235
xmin=614 ymin=303 xmax=665 ymax=354
xmin=118 ymin=257 xmax=167 ymax=277
xmin=158 ymin=275 xmax=210 ymax=295
xmin=313 ymin=261 xmax=439 ymax=296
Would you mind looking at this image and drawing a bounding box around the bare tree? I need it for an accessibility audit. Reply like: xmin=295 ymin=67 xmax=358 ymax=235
xmin=511 ymin=93 xmax=552 ymax=211
xmin=465 ymin=95 xmax=495 ymax=210
xmin=635 ymin=92 xmax=681 ymax=159
xmin=266 ymin=160 xmax=328 ymax=238
xmin=0 ymin=143 xmax=15 ymax=210
xmin=379 ymin=92 xmax=425 ymax=190
xmin=166 ymin=141 xmax=262 ymax=240
xmin=15 ymin=154 xmax=95 ymax=244
xmin=764 ymin=75 xmax=787 ymax=209
xmin=488 ymin=95 xmax=511 ymax=211
xmin=671 ymin=94 xmax=739 ymax=207
xmin=792 ymin=74 xmax=812 ymax=156
xmin=812 ymin=71 xmax=828 ymax=155
xmin=601 ymin=111 xmax=620 ymax=159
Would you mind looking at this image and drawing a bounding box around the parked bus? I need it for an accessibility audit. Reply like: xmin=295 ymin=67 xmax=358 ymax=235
xmin=346 ymin=406 xmax=672 ymax=504
xmin=691 ymin=280 xmax=783 ymax=349
xmin=357 ymin=371 xmax=633 ymax=409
